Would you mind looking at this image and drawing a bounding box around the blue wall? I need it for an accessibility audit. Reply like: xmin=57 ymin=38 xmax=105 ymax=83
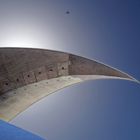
xmin=0 ymin=120 xmax=44 ymax=140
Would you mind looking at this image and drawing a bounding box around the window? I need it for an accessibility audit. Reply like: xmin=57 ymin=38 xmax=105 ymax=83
xmin=5 ymin=83 xmax=8 ymax=85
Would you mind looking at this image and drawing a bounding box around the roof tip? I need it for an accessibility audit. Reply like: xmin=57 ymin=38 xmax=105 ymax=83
xmin=132 ymin=79 xmax=140 ymax=84
xmin=126 ymin=75 xmax=140 ymax=84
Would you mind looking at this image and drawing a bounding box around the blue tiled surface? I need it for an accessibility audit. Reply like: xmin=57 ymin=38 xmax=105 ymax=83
xmin=0 ymin=120 xmax=44 ymax=140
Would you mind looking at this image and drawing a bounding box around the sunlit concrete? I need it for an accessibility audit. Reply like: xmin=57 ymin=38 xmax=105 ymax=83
xmin=0 ymin=48 xmax=137 ymax=121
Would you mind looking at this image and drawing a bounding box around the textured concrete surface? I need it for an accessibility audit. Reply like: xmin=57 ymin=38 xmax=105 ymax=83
xmin=0 ymin=48 xmax=136 ymax=121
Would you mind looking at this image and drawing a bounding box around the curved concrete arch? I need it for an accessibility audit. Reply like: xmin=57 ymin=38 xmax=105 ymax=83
xmin=0 ymin=48 xmax=138 ymax=121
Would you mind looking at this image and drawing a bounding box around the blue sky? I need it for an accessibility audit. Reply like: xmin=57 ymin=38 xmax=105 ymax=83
xmin=0 ymin=0 xmax=139 ymax=140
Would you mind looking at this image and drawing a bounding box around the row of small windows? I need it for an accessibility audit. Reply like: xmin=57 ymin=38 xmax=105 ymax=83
xmin=4 ymin=66 xmax=66 ymax=86
xmin=5 ymin=83 xmax=8 ymax=85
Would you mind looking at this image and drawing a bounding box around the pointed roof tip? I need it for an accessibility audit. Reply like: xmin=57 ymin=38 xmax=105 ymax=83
xmin=69 ymin=54 xmax=139 ymax=84
xmin=121 ymin=73 xmax=140 ymax=84
xmin=97 ymin=61 xmax=140 ymax=85
xmin=97 ymin=64 xmax=140 ymax=84
xmin=129 ymin=77 xmax=140 ymax=84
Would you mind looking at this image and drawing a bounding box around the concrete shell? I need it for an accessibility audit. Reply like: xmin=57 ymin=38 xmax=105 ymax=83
xmin=0 ymin=48 xmax=138 ymax=121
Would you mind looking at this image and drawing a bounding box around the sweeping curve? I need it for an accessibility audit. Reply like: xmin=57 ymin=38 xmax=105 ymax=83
xmin=0 ymin=48 xmax=137 ymax=121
